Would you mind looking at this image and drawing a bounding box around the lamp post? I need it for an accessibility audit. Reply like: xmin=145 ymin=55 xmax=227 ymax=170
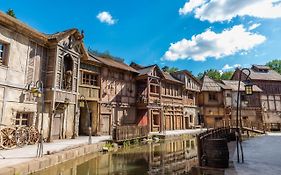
xmin=236 ymin=68 xmax=253 ymax=163
xmin=28 ymin=80 xmax=44 ymax=157
xmin=79 ymin=95 xmax=92 ymax=144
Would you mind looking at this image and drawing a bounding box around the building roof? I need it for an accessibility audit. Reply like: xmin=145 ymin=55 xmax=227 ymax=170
xmin=201 ymin=75 xmax=231 ymax=92
xmin=137 ymin=65 xmax=155 ymax=76
xmin=248 ymin=65 xmax=281 ymax=81
xmin=222 ymin=80 xmax=262 ymax=92
xmin=46 ymin=28 xmax=78 ymax=41
xmin=172 ymin=70 xmax=202 ymax=85
xmin=89 ymin=53 xmax=139 ymax=73
xmin=162 ymin=71 xmax=184 ymax=84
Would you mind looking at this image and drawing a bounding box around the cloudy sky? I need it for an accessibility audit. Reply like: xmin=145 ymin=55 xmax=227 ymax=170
xmin=2 ymin=0 xmax=281 ymax=75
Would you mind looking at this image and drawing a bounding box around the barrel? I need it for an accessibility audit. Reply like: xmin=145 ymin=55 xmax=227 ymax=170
xmin=204 ymin=138 xmax=229 ymax=168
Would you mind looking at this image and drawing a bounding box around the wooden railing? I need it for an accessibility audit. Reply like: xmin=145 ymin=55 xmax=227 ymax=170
xmin=212 ymin=120 xmax=281 ymax=133
xmin=113 ymin=125 xmax=149 ymax=142
xmin=196 ymin=127 xmax=231 ymax=166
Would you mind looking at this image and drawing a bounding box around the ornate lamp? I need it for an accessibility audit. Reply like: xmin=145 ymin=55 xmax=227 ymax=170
xmin=244 ymin=80 xmax=253 ymax=95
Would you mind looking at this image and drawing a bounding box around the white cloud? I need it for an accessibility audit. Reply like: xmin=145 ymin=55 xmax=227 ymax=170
xmin=179 ymin=0 xmax=281 ymax=22
xmin=97 ymin=11 xmax=116 ymax=25
xmin=162 ymin=25 xmax=266 ymax=61
xmin=248 ymin=23 xmax=261 ymax=31
xmin=179 ymin=0 xmax=206 ymax=15
xmin=222 ymin=64 xmax=241 ymax=70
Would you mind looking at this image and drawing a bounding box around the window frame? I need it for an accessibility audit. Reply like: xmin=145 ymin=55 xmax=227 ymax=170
xmin=0 ymin=41 xmax=9 ymax=67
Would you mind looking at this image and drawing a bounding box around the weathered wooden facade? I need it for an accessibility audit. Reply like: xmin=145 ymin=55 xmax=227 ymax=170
xmin=172 ymin=70 xmax=201 ymax=128
xmin=92 ymin=55 xmax=138 ymax=135
xmin=198 ymin=75 xmax=232 ymax=127
xmin=221 ymin=80 xmax=263 ymax=123
xmin=79 ymin=54 xmax=101 ymax=136
xmin=0 ymin=11 xmax=87 ymax=141
xmin=131 ymin=63 xmax=184 ymax=132
xmin=232 ymin=65 xmax=281 ymax=123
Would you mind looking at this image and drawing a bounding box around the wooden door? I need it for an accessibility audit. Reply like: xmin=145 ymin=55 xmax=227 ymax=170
xmin=52 ymin=112 xmax=63 ymax=139
xmin=100 ymin=114 xmax=111 ymax=135
xmin=185 ymin=117 xmax=189 ymax=129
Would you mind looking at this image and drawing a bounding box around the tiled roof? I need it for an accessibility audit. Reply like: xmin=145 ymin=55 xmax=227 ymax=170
xmin=222 ymin=80 xmax=262 ymax=92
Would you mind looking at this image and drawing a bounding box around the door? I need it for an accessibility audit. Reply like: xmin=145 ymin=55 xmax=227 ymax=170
xmin=185 ymin=117 xmax=189 ymax=129
xmin=52 ymin=112 xmax=63 ymax=139
xmin=100 ymin=114 xmax=111 ymax=135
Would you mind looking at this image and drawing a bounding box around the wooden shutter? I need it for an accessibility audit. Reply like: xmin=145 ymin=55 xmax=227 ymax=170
xmin=26 ymin=41 xmax=36 ymax=84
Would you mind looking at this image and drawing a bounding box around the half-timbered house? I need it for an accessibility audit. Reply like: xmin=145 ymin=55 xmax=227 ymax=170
xmin=92 ymin=54 xmax=138 ymax=135
xmin=232 ymin=65 xmax=281 ymax=123
xmin=198 ymin=75 xmax=232 ymax=127
xmin=0 ymin=11 xmax=87 ymax=142
xmin=171 ymin=70 xmax=201 ymax=128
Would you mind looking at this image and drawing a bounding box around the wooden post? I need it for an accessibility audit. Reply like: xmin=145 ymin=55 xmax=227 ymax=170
xmin=196 ymin=134 xmax=203 ymax=166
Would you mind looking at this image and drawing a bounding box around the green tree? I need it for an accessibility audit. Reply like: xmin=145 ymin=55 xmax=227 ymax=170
xmin=197 ymin=69 xmax=221 ymax=80
xmin=266 ymin=59 xmax=281 ymax=74
xmin=162 ymin=66 xmax=179 ymax=73
xmin=221 ymin=71 xmax=234 ymax=80
xmin=6 ymin=9 xmax=16 ymax=18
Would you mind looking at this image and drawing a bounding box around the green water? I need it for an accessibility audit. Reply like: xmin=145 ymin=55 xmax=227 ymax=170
xmin=31 ymin=136 xmax=198 ymax=175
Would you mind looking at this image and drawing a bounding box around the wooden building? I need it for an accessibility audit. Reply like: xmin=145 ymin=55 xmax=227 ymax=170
xmin=91 ymin=54 xmax=139 ymax=135
xmin=232 ymin=65 xmax=281 ymax=123
xmin=198 ymin=75 xmax=232 ymax=127
xmin=221 ymin=80 xmax=263 ymax=123
xmin=0 ymin=11 xmax=87 ymax=141
xmin=172 ymin=70 xmax=201 ymax=128
xmin=131 ymin=63 xmax=184 ymax=132
xmin=79 ymin=54 xmax=101 ymax=136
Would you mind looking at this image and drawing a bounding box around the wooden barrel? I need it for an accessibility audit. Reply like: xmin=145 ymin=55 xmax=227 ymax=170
xmin=204 ymin=138 xmax=229 ymax=168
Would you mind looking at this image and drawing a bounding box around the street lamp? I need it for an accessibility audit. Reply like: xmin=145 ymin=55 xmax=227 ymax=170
xmin=79 ymin=95 xmax=92 ymax=144
xmin=236 ymin=68 xmax=252 ymax=163
xmin=28 ymin=80 xmax=44 ymax=157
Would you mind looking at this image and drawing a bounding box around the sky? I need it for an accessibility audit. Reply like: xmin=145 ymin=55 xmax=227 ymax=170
xmin=1 ymin=0 xmax=281 ymax=75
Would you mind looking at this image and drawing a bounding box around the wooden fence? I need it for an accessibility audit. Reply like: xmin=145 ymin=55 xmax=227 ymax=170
xmin=113 ymin=125 xmax=149 ymax=142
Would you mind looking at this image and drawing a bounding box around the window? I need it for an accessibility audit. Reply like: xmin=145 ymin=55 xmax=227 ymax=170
xmin=209 ymin=93 xmax=217 ymax=101
xmin=15 ymin=113 xmax=33 ymax=126
xmin=0 ymin=42 xmax=8 ymax=66
xmin=82 ymin=72 xmax=99 ymax=86
xmin=188 ymin=93 xmax=194 ymax=99
xmin=150 ymin=84 xmax=160 ymax=94
xmin=189 ymin=115 xmax=193 ymax=123
xmin=226 ymin=93 xmax=231 ymax=97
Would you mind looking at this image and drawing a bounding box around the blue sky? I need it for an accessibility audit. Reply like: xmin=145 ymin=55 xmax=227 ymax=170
xmin=1 ymin=0 xmax=281 ymax=75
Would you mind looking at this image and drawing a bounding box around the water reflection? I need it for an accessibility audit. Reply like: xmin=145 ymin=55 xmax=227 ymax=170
xmin=32 ymin=136 xmax=198 ymax=175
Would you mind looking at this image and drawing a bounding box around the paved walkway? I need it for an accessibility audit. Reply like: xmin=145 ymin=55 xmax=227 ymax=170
xmin=0 ymin=136 xmax=111 ymax=169
xmin=226 ymin=134 xmax=281 ymax=175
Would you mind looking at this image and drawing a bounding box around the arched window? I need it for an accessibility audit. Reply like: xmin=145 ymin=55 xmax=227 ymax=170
xmin=63 ymin=54 xmax=73 ymax=91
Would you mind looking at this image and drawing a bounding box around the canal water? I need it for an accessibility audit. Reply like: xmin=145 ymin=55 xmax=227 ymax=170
xmin=31 ymin=136 xmax=198 ymax=175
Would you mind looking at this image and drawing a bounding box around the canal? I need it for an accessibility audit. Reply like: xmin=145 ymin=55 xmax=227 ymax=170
xmin=31 ymin=136 xmax=198 ymax=175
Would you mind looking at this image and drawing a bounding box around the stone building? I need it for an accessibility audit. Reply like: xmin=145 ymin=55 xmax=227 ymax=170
xmin=0 ymin=11 xmax=87 ymax=141
xmin=232 ymin=65 xmax=281 ymax=123
xmin=171 ymin=70 xmax=201 ymax=128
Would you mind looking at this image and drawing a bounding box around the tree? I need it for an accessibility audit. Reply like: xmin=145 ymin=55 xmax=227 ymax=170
xmin=6 ymin=9 xmax=16 ymax=18
xmin=221 ymin=71 xmax=234 ymax=80
xmin=162 ymin=66 xmax=179 ymax=73
xmin=266 ymin=59 xmax=281 ymax=74
xmin=197 ymin=69 xmax=221 ymax=80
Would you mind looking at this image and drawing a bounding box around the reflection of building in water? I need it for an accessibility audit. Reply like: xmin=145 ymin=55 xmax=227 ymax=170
xmin=148 ymin=138 xmax=198 ymax=175
xmin=32 ymin=138 xmax=198 ymax=175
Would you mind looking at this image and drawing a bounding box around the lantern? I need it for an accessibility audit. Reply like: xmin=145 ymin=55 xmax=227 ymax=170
xmin=244 ymin=80 xmax=253 ymax=95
